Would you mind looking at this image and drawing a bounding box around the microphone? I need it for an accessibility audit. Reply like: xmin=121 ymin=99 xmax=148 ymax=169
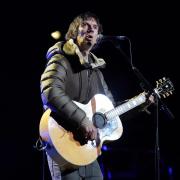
xmin=98 ymin=34 xmax=127 ymax=41
xmin=93 ymin=34 xmax=128 ymax=51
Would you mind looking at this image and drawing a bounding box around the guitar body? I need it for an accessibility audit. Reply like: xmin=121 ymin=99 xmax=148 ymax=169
xmin=39 ymin=94 xmax=123 ymax=167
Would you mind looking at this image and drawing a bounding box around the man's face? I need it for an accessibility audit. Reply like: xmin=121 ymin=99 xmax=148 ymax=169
xmin=76 ymin=18 xmax=99 ymax=50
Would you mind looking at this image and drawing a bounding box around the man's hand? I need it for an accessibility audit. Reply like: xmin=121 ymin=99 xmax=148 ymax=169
xmin=143 ymin=93 xmax=155 ymax=114
xmin=148 ymin=94 xmax=155 ymax=104
xmin=79 ymin=118 xmax=98 ymax=141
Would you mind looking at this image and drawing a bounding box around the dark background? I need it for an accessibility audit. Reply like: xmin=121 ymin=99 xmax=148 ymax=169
xmin=1 ymin=1 xmax=179 ymax=180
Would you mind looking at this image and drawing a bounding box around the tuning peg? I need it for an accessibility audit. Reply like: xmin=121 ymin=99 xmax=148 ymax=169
xmin=156 ymin=81 xmax=159 ymax=88
xmin=163 ymin=77 xmax=166 ymax=81
xmin=159 ymin=79 xmax=163 ymax=83
xmin=163 ymin=94 xmax=166 ymax=98
xmin=166 ymin=92 xmax=170 ymax=96
xmin=170 ymin=91 xmax=173 ymax=95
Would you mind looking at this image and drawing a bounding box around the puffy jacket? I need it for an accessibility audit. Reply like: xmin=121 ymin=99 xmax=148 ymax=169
xmin=40 ymin=40 xmax=115 ymax=131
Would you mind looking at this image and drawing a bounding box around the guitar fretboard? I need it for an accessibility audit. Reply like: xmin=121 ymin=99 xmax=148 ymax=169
xmin=105 ymin=93 xmax=146 ymax=120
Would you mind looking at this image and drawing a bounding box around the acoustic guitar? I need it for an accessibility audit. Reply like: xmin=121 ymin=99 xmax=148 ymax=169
xmin=39 ymin=77 xmax=174 ymax=167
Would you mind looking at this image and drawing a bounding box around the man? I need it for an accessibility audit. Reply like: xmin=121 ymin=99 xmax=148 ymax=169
xmin=40 ymin=12 xmax=153 ymax=180
xmin=40 ymin=12 xmax=115 ymax=180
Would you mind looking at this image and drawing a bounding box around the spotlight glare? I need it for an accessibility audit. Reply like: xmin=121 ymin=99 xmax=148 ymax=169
xmin=51 ymin=31 xmax=61 ymax=40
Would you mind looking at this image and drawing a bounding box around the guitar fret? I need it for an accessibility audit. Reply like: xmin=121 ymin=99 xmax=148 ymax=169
xmin=117 ymin=106 xmax=123 ymax=116
xmin=106 ymin=93 xmax=146 ymax=120
xmin=127 ymin=103 xmax=131 ymax=108
xmin=132 ymin=100 xmax=137 ymax=105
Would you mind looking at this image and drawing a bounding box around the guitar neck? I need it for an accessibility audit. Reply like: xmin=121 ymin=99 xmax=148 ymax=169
xmin=105 ymin=93 xmax=146 ymax=120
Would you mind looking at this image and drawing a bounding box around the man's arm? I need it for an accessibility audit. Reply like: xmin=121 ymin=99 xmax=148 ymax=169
xmin=41 ymin=46 xmax=97 ymax=142
xmin=41 ymin=53 xmax=86 ymax=130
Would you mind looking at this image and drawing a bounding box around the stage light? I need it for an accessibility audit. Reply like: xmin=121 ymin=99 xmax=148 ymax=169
xmin=51 ymin=31 xmax=61 ymax=40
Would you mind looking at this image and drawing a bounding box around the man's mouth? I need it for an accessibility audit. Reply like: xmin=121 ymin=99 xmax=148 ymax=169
xmin=85 ymin=34 xmax=93 ymax=40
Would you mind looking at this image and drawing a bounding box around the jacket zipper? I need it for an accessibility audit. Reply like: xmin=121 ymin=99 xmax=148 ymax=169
xmin=86 ymin=69 xmax=91 ymax=101
xmin=78 ymin=72 xmax=82 ymax=100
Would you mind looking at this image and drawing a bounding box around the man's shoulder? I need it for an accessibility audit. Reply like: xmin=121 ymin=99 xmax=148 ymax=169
xmin=46 ymin=41 xmax=65 ymax=60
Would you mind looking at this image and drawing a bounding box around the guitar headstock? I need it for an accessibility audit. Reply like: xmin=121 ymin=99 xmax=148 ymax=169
xmin=155 ymin=77 xmax=174 ymax=98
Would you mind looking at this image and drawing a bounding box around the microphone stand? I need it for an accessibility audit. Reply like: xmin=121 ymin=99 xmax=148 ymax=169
xmin=131 ymin=65 xmax=161 ymax=180
xmin=111 ymin=36 xmax=174 ymax=180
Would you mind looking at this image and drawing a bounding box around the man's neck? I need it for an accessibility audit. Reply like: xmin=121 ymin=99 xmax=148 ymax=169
xmin=81 ymin=51 xmax=89 ymax=63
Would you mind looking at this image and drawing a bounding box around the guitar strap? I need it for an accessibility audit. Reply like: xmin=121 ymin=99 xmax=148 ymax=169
xmin=96 ymin=69 xmax=108 ymax=96
xmin=91 ymin=97 xmax=96 ymax=114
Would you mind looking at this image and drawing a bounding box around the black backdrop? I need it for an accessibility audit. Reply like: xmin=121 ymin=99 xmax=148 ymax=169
xmin=1 ymin=1 xmax=179 ymax=180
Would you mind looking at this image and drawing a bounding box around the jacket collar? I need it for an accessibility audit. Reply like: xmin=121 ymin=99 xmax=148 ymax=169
xmin=63 ymin=39 xmax=106 ymax=69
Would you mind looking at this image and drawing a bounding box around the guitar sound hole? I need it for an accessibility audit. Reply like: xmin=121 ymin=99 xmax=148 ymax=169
xmin=92 ymin=112 xmax=107 ymax=129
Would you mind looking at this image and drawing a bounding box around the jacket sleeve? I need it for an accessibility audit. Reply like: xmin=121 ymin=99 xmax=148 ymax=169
xmin=40 ymin=48 xmax=86 ymax=129
xmin=97 ymin=70 xmax=116 ymax=106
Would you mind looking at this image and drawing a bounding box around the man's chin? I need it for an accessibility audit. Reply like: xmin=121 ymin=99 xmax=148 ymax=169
xmin=86 ymin=41 xmax=92 ymax=46
xmin=82 ymin=41 xmax=93 ymax=49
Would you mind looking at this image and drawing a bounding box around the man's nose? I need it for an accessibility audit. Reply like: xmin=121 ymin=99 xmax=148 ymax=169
xmin=87 ymin=25 xmax=94 ymax=33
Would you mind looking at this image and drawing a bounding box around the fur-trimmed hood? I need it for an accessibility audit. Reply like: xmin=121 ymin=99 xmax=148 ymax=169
xmin=46 ymin=39 xmax=106 ymax=69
